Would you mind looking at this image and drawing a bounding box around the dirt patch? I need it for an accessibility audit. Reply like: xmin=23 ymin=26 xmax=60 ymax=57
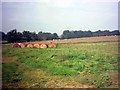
xmin=108 ymin=72 xmax=119 ymax=88
xmin=44 ymin=77 xmax=95 ymax=88
xmin=2 ymin=57 xmax=18 ymax=63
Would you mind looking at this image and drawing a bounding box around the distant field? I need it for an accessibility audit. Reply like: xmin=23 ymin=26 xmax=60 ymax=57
xmin=24 ymin=36 xmax=120 ymax=44
xmin=2 ymin=36 xmax=120 ymax=88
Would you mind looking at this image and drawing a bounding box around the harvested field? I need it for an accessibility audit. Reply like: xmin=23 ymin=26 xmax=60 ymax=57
xmin=23 ymin=36 xmax=120 ymax=45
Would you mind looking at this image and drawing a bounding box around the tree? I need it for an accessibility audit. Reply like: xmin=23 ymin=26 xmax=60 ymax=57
xmin=6 ymin=29 xmax=23 ymax=43
xmin=5 ymin=29 xmax=120 ymax=43
xmin=0 ymin=31 xmax=6 ymax=41
xmin=22 ymin=31 xmax=32 ymax=42
xmin=61 ymin=30 xmax=120 ymax=39
xmin=93 ymin=30 xmax=103 ymax=37
xmin=16 ymin=32 xmax=23 ymax=42
xmin=52 ymin=33 xmax=58 ymax=39
xmin=30 ymin=32 xmax=38 ymax=41
xmin=38 ymin=32 xmax=58 ymax=40
xmin=42 ymin=33 xmax=52 ymax=40
xmin=110 ymin=30 xmax=120 ymax=36
xmin=62 ymin=30 xmax=71 ymax=39
xmin=87 ymin=31 xmax=93 ymax=37
xmin=38 ymin=31 xmax=43 ymax=41
xmin=102 ymin=30 xmax=110 ymax=36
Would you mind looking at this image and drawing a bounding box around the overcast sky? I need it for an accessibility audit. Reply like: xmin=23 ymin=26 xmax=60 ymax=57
xmin=1 ymin=0 xmax=119 ymax=35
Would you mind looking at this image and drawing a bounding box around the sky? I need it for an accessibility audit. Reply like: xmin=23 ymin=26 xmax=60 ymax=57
xmin=1 ymin=0 xmax=119 ymax=35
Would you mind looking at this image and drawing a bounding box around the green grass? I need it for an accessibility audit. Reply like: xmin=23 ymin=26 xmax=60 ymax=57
xmin=2 ymin=41 xmax=119 ymax=88
xmin=2 ymin=62 xmax=22 ymax=83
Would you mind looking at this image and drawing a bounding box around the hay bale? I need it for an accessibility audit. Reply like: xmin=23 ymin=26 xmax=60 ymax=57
xmin=12 ymin=43 xmax=21 ymax=48
xmin=18 ymin=43 xmax=26 ymax=48
xmin=39 ymin=43 xmax=48 ymax=48
xmin=26 ymin=44 xmax=33 ymax=48
xmin=33 ymin=43 xmax=40 ymax=48
xmin=48 ymin=42 xmax=56 ymax=48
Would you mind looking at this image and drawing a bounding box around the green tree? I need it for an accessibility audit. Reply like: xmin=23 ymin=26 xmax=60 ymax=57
xmin=22 ymin=31 xmax=32 ymax=42
xmin=30 ymin=32 xmax=38 ymax=41
xmin=110 ymin=30 xmax=120 ymax=36
xmin=62 ymin=30 xmax=71 ymax=39
xmin=38 ymin=31 xmax=43 ymax=41
xmin=52 ymin=33 xmax=58 ymax=39
xmin=6 ymin=29 xmax=22 ymax=43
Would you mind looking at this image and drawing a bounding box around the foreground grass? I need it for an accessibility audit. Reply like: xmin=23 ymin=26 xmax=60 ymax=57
xmin=2 ymin=41 xmax=119 ymax=88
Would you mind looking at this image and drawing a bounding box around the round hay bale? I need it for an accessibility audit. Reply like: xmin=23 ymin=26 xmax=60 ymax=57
xmin=18 ymin=43 xmax=26 ymax=48
xmin=12 ymin=43 xmax=21 ymax=48
xmin=39 ymin=43 xmax=48 ymax=48
xmin=48 ymin=42 xmax=56 ymax=48
xmin=33 ymin=43 xmax=40 ymax=48
xmin=26 ymin=44 xmax=33 ymax=48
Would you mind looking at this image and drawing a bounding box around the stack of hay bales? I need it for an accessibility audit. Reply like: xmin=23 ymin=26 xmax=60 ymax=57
xmin=33 ymin=43 xmax=40 ymax=48
xmin=48 ymin=42 xmax=56 ymax=48
xmin=11 ymin=42 xmax=56 ymax=49
xmin=39 ymin=43 xmax=48 ymax=48
xmin=26 ymin=43 xmax=33 ymax=48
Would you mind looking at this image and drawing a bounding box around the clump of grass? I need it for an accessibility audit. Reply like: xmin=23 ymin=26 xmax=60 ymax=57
xmin=79 ymin=73 xmax=112 ymax=88
xmin=78 ymin=54 xmax=87 ymax=60
xmin=95 ymin=75 xmax=112 ymax=88
xmin=19 ymin=58 xmax=78 ymax=76
xmin=49 ymin=64 xmax=78 ymax=76
xmin=2 ymin=62 xmax=22 ymax=83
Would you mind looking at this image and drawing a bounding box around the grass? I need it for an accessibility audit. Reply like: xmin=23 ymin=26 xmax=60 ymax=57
xmin=2 ymin=62 xmax=22 ymax=83
xmin=2 ymin=41 xmax=119 ymax=88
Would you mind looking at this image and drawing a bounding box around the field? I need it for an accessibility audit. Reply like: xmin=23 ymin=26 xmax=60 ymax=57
xmin=2 ymin=36 xmax=120 ymax=88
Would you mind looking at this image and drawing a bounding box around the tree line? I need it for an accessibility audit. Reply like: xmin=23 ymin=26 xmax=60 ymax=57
xmin=0 ymin=29 xmax=120 ymax=43
xmin=62 ymin=30 xmax=120 ymax=39
xmin=0 ymin=29 xmax=58 ymax=43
